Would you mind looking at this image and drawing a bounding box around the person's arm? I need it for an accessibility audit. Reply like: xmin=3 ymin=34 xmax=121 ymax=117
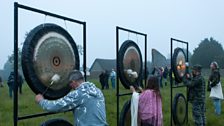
xmin=138 ymin=87 xmax=143 ymax=93
xmin=184 ymin=75 xmax=202 ymax=87
xmin=130 ymin=85 xmax=136 ymax=93
xmin=130 ymin=85 xmax=143 ymax=93
xmin=35 ymin=90 xmax=82 ymax=112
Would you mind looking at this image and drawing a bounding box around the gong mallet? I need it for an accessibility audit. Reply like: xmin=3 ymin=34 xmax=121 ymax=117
xmin=129 ymin=71 xmax=143 ymax=92
xmin=42 ymin=74 xmax=60 ymax=95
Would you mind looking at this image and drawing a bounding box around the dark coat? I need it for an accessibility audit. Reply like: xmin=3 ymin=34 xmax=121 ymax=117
xmin=7 ymin=72 xmax=23 ymax=87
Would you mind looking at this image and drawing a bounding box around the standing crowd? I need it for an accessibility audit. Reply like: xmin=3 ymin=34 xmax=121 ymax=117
xmin=129 ymin=61 xmax=223 ymax=126
xmin=99 ymin=69 xmax=116 ymax=90
xmin=0 ymin=60 xmax=223 ymax=126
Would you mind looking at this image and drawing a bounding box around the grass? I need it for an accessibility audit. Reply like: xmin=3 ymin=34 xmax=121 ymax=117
xmin=0 ymin=78 xmax=224 ymax=125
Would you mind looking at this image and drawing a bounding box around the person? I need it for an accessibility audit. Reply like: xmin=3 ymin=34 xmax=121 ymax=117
xmin=7 ymin=71 xmax=23 ymax=98
xmin=104 ymin=70 xmax=109 ymax=89
xmin=35 ymin=70 xmax=108 ymax=126
xmin=130 ymin=76 xmax=163 ymax=126
xmin=159 ymin=67 xmax=164 ymax=87
xmin=110 ymin=69 xmax=116 ymax=89
xmin=208 ymin=61 xmax=223 ymax=115
xmin=0 ymin=75 xmax=3 ymax=87
xmin=152 ymin=67 xmax=163 ymax=88
xmin=163 ymin=67 xmax=168 ymax=86
xmin=183 ymin=64 xmax=206 ymax=126
xmin=99 ymin=71 xmax=106 ymax=90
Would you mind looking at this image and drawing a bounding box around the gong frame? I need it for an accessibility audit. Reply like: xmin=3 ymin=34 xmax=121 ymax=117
xmin=14 ymin=2 xmax=86 ymax=126
xmin=116 ymin=26 xmax=147 ymax=126
xmin=170 ymin=38 xmax=189 ymax=126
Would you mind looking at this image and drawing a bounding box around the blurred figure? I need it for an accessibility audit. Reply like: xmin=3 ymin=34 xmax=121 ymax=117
xmin=130 ymin=76 xmax=163 ymax=126
xmin=183 ymin=65 xmax=206 ymax=126
xmin=159 ymin=67 xmax=164 ymax=88
xmin=110 ymin=69 xmax=116 ymax=89
xmin=7 ymin=71 xmax=23 ymax=98
xmin=163 ymin=67 xmax=168 ymax=86
xmin=0 ymin=76 xmax=3 ymax=87
xmin=152 ymin=67 xmax=163 ymax=88
xmin=99 ymin=71 xmax=105 ymax=90
xmin=208 ymin=61 xmax=223 ymax=115
xmin=104 ymin=70 xmax=109 ymax=89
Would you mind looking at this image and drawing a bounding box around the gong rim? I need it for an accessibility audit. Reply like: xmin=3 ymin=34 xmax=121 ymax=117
xmin=172 ymin=93 xmax=187 ymax=125
xmin=41 ymin=118 xmax=73 ymax=126
xmin=118 ymin=40 xmax=143 ymax=89
xmin=22 ymin=23 xmax=80 ymax=100
xmin=119 ymin=100 xmax=131 ymax=126
xmin=172 ymin=47 xmax=187 ymax=83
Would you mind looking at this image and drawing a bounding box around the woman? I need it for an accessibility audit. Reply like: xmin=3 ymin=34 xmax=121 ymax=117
xmin=130 ymin=76 xmax=163 ymax=126
xmin=209 ymin=61 xmax=223 ymax=115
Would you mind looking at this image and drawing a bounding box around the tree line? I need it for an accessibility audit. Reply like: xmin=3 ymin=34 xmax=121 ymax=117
xmin=190 ymin=37 xmax=224 ymax=68
xmin=1 ymin=37 xmax=223 ymax=80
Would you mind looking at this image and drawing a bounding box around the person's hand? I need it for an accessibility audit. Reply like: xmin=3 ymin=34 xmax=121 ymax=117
xmin=35 ymin=94 xmax=44 ymax=103
xmin=185 ymin=73 xmax=191 ymax=79
xmin=138 ymin=86 xmax=143 ymax=93
xmin=130 ymin=85 xmax=136 ymax=92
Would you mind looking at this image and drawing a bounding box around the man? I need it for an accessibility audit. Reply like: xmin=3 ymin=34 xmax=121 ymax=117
xmin=0 ymin=75 xmax=3 ymax=87
xmin=99 ymin=71 xmax=105 ymax=90
xmin=184 ymin=65 xmax=206 ymax=126
xmin=35 ymin=70 xmax=108 ymax=126
xmin=7 ymin=71 xmax=23 ymax=98
xmin=163 ymin=67 xmax=168 ymax=86
xmin=110 ymin=69 xmax=116 ymax=89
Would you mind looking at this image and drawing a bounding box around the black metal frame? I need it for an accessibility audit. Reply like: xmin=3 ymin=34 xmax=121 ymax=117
xmin=170 ymin=38 xmax=189 ymax=126
xmin=14 ymin=2 xmax=86 ymax=126
xmin=116 ymin=26 xmax=147 ymax=126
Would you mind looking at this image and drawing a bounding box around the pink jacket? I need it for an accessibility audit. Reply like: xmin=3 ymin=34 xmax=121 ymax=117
xmin=138 ymin=90 xmax=163 ymax=126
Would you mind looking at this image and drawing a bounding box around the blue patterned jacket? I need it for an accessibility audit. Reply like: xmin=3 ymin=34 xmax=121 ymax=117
xmin=39 ymin=82 xmax=108 ymax=126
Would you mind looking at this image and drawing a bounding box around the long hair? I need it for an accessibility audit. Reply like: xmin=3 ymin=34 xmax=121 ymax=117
xmin=145 ymin=76 xmax=161 ymax=98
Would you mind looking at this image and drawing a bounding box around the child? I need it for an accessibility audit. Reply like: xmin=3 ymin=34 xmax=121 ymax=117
xmin=130 ymin=76 xmax=163 ymax=126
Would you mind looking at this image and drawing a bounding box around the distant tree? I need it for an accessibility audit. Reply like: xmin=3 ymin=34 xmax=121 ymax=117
xmin=190 ymin=37 xmax=224 ymax=68
xmin=7 ymin=48 xmax=22 ymax=69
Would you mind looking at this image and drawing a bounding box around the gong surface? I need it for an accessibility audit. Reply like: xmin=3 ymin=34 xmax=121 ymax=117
xmin=172 ymin=93 xmax=187 ymax=125
xmin=118 ymin=40 xmax=143 ymax=89
xmin=22 ymin=23 xmax=80 ymax=99
xmin=119 ymin=100 xmax=131 ymax=126
xmin=172 ymin=48 xmax=187 ymax=83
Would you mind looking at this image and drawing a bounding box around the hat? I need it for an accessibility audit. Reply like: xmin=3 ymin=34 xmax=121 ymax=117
xmin=192 ymin=64 xmax=202 ymax=72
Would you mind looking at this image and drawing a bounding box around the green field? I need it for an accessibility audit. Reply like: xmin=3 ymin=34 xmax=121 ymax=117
xmin=0 ymin=78 xmax=224 ymax=126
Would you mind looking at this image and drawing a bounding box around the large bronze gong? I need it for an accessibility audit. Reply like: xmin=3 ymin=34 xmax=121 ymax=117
xmin=22 ymin=23 xmax=80 ymax=99
xmin=119 ymin=100 xmax=131 ymax=126
xmin=172 ymin=48 xmax=187 ymax=83
xmin=118 ymin=40 xmax=143 ymax=89
xmin=172 ymin=93 xmax=187 ymax=126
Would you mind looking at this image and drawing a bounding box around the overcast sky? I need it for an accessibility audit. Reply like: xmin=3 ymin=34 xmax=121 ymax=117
xmin=0 ymin=0 xmax=224 ymax=69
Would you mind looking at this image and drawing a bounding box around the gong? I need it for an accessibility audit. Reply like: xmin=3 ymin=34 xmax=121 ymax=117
xmin=118 ymin=40 xmax=143 ymax=89
xmin=119 ymin=100 xmax=131 ymax=126
xmin=172 ymin=48 xmax=187 ymax=83
xmin=22 ymin=23 xmax=80 ymax=100
xmin=41 ymin=118 xmax=73 ymax=126
xmin=172 ymin=93 xmax=187 ymax=126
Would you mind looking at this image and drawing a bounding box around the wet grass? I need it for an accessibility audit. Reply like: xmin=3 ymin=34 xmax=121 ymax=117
xmin=0 ymin=78 xmax=224 ymax=125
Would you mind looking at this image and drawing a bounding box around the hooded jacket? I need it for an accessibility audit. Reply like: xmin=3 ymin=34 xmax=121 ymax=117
xmin=39 ymin=82 xmax=108 ymax=126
